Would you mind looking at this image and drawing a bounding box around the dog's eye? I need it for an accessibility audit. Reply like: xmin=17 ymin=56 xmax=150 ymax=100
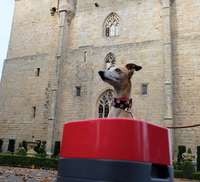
xmin=115 ymin=68 xmax=121 ymax=73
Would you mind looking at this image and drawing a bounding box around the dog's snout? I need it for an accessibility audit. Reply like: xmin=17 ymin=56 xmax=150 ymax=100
xmin=98 ymin=71 xmax=105 ymax=80
xmin=135 ymin=65 xmax=142 ymax=71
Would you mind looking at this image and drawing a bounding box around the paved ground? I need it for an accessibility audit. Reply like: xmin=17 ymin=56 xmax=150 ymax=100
xmin=0 ymin=166 xmax=57 ymax=182
xmin=0 ymin=166 xmax=197 ymax=182
xmin=175 ymin=180 xmax=198 ymax=182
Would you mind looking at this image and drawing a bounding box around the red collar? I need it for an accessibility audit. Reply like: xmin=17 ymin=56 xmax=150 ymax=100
xmin=115 ymin=96 xmax=130 ymax=101
xmin=112 ymin=97 xmax=132 ymax=111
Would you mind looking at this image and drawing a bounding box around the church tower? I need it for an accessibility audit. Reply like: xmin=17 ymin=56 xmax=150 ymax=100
xmin=1 ymin=0 xmax=200 ymax=157
xmin=0 ymin=0 xmax=76 ymax=154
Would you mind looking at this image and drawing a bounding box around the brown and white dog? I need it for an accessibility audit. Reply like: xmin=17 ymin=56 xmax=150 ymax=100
xmin=98 ymin=63 xmax=142 ymax=118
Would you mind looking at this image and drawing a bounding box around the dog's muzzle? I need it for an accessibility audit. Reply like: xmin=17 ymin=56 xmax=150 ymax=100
xmin=98 ymin=71 xmax=106 ymax=81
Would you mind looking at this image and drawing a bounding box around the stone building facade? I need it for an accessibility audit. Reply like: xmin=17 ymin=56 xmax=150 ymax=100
xmin=0 ymin=0 xmax=200 ymax=157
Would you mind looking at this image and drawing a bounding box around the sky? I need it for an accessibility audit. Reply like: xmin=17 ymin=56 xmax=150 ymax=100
xmin=0 ymin=0 xmax=15 ymax=80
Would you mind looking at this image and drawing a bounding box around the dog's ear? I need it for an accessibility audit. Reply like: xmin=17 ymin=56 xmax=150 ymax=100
xmin=126 ymin=63 xmax=142 ymax=71
xmin=126 ymin=63 xmax=142 ymax=78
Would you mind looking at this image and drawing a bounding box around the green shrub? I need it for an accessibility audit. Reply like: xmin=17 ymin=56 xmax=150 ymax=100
xmin=187 ymin=148 xmax=192 ymax=154
xmin=0 ymin=153 xmax=58 ymax=169
xmin=15 ymin=147 xmax=27 ymax=156
xmin=34 ymin=141 xmax=46 ymax=158
xmin=192 ymin=172 xmax=200 ymax=180
xmin=197 ymin=146 xmax=200 ymax=171
xmin=173 ymin=161 xmax=184 ymax=170
xmin=182 ymin=161 xmax=195 ymax=179
xmin=177 ymin=145 xmax=186 ymax=162
xmin=174 ymin=170 xmax=184 ymax=178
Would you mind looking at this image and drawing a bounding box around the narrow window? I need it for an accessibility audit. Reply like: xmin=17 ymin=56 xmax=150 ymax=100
xmin=141 ymin=84 xmax=148 ymax=95
xmin=0 ymin=139 xmax=3 ymax=152
xmin=54 ymin=141 xmax=60 ymax=156
xmin=76 ymin=86 xmax=81 ymax=96
xmin=8 ymin=139 xmax=15 ymax=153
xmin=84 ymin=51 xmax=87 ymax=62
xmin=35 ymin=68 xmax=40 ymax=77
xmin=33 ymin=106 xmax=36 ymax=118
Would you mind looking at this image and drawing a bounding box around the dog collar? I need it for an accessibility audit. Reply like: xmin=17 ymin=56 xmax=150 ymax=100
xmin=112 ymin=97 xmax=132 ymax=111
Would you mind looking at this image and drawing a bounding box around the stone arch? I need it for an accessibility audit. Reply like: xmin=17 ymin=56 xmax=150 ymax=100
xmin=104 ymin=12 xmax=120 ymax=37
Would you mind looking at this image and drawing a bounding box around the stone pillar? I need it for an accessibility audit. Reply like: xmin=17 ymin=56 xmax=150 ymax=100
xmin=160 ymin=0 xmax=175 ymax=153
xmin=46 ymin=0 xmax=75 ymax=156
xmin=160 ymin=0 xmax=174 ymax=126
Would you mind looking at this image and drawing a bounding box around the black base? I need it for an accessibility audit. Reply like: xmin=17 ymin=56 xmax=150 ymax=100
xmin=57 ymin=158 xmax=174 ymax=182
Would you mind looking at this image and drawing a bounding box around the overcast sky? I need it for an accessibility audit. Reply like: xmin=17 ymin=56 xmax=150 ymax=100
xmin=0 ymin=0 xmax=15 ymax=80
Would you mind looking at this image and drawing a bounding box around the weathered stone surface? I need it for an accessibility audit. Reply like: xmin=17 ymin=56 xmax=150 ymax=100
xmin=0 ymin=0 xmax=200 ymax=157
xmin=175 ymin=179 xmax=198 ymax=182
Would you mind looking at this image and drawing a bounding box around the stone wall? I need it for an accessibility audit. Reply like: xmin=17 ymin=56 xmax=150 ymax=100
xmin=0 ymin=0 xmax=59 ymax=151
xmin=0 ymin=54 xmax=49 ymax=147
xmin=0 ymin=0 xmax=200 ymax=155
xmin=69 ymin=0 xmax=162 ymax=49
xmin=172 ymin=0 xmax=200 ymax=154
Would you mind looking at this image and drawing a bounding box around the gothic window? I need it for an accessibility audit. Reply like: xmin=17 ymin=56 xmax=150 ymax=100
xmin=98 ymin=90 xmax=113 ymax=118
xmin=105 ymin=52 xmax=116 ymax=69
xmin=104 ymin=12 xmax=120 ymax=37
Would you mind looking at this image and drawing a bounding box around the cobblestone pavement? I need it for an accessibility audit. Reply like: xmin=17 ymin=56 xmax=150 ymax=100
xmin=0 ymin=166 xmax=197 ymax=182
xmin=0 ymin=166 xmax=57 ymax=182
xmin=175 ymin=179 xmax=197 ymax=182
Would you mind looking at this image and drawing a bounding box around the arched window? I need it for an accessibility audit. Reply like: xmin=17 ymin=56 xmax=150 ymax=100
xmin=105 ymin=52 xmax=116 ymax=69
xmin=98 ymin=90 xmax=113 ymax=118
xmin=104 ymin=12 xmax=120 ymax=37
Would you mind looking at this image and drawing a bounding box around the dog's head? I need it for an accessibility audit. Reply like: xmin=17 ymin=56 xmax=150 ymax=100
xmin=98 ymin=63 xmax=142 ymax=88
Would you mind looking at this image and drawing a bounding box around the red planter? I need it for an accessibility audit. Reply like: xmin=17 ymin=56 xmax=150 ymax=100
xmin=60 ymin=118 xmax=171 ymax=165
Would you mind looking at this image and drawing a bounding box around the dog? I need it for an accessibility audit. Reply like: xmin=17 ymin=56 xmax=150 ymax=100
xmin=98 ymin=63 xmax=142 ymax=118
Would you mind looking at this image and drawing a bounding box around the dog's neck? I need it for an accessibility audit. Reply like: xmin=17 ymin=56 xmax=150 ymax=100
xmin=110 ymin=81 xmax=132 ymax=116
xmin=114 ymin=80 xmax=131 ymax=99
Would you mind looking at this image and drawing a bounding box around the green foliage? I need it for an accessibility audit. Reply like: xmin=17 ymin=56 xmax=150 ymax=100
xmin=15 ymin=143 xmax=27 ymax=156
xmin=182 ymin=161 xmax=195 ymax=179
xmin=187 ymin=148 xmax=192 ymax=154
xmin=34 ymin=141 xmax=46 ymax=158
xmin=0 ymin=153 xmax=58 ymax=169
xmin=173 ymin=161 xmax=184 ymax=170
xmin=197 ymin=146 xmax=200 ymax=171
xmin=177 ymin=145 xmax=186 ymax=162
xmin=192 ymin=172 xmax=200 ymax=180
xmin=174 ymin=170 xmax=184 ymax=178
